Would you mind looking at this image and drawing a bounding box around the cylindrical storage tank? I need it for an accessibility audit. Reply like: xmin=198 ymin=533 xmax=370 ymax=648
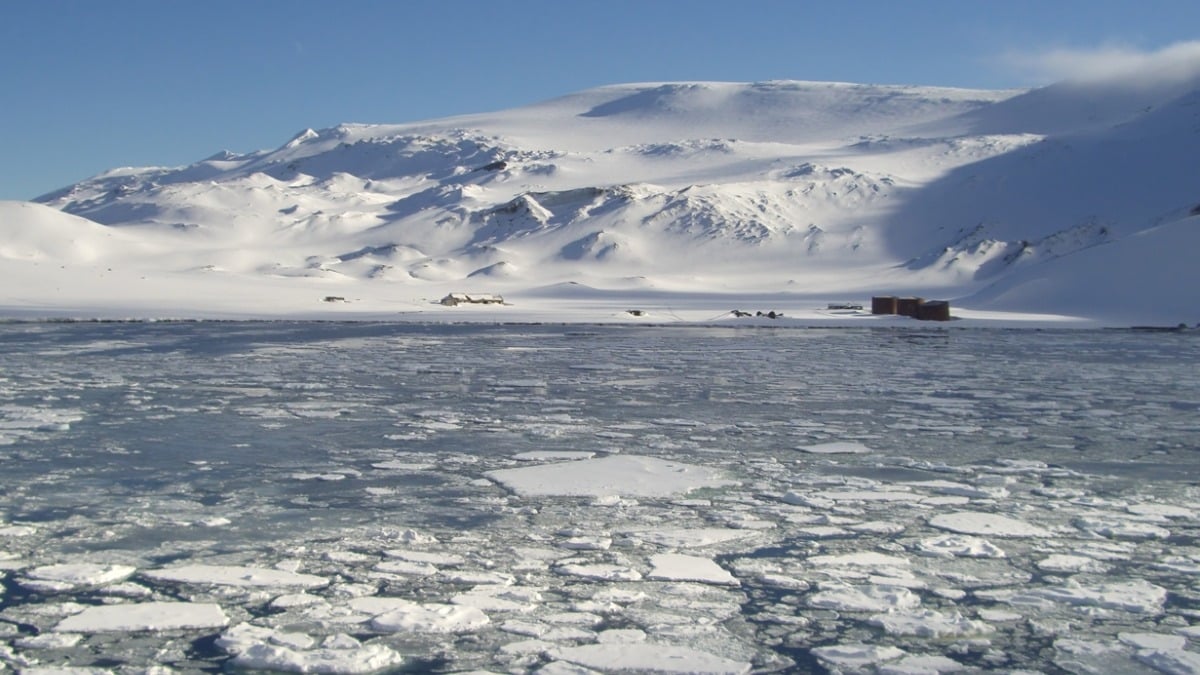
xmin=896 ymin=297 xmax=924 ymax=317
xmin=917 ymin=300 xmax=951 ymax=321
xmin=872 ymin=296 xmax=898 ymax=315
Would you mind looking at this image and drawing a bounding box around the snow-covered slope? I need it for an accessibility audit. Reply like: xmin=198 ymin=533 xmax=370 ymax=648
xmin=5 ymin=73 xmax=1199 ymax=324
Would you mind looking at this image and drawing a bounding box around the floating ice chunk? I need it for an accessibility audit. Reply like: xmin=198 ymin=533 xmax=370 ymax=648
xmin=0 ymin=524 xmax=36 ymax=537
xmin=453 ymin=584 xmax=543 ymax=613
xmin=346 ymin=596 xmax=420 ymax=616
xmin=1126 ymin=503 xmax=1196 ymax=519
xmin=849 ymin=521 xmax=907 ymax=535
xmin=219 ymin=624 xmax=405 ymax=674
xmin=142 ymin=564 xmax=328 ymax=588
xmin=561 ymin=536 xmax=612 ymax=551
xmin=1119 ymin=632 xmax=1187 ymax=651
xmin=1073 ymin=515 xmax=1171 ymax=540
xmin=552 ymin=643 xmax=751 ymax=674
xmin=983 ymin=579 xmax=1167 ymax=614
xmin=796 ymin=441 xmax=873 ymax=454
xmin=597 ymin=628 xmax=647 ymax=643
xmin=55 ymin=601 xmax=228 ymax=632
xmin=25 ymin=563 xmax=136 ymax=589
xmin=438 ymin=569 xmax=515 ymax=585
xmin=15 ymin=632 xmax=83 ymax=649
xmin=513 ymin=450 xmax=595 ymax=461
xmin=648 ymin=554 xmax=739 ymax=586
xmin=794 ymin=526 xmax=853 ymax=539
xmin=868 ymin=609 xmax=994 ymax=637
xmin=807 ymin=583 xmax=921 ymax=612
xmin=373 ymin=560 xmax=437 ymax=576
xmin=486 ymin=455 xmax=736 ymax=497
xmin=817 ymin=489 xmax=923 ymax=503
xmin=1136 ymin=647 xmax=1200 ymax=674
xmin=555 ymin=563 xmax=643 ymax=582
xmin=391 ymin=528 xmax=437 ymax=545
xmin=270 ymin=593 xmax=325 ymax=610
xmin=916 ymin=534 xmax=1006 ymax=558
xmin=811 ymin=643 xmax=906 ymax=669
xmin=807 ymin=552 xmax=910 ymax=568
xmin=1037 ymin=554 xmax=1110 ymax=574
xmin=626 ymin=527 xmax=759 ymax=548
xmin=383 ymin=549 xmax=465 ymax=566
xmin=781 ymin=492 xmax=836 ymax=508
xmin=371 ymin=459 xmax=434 ymax=470
xmin=929 ymin=512 xmax=1051 ymax=538
xmin=878 ymin=654 xmax=966 ymax=674
xmin=371 ymin=603 xmax=490 ymax=633
xmin=907 ymin=479 xmax=1009 ymax=500
xmin=979 ymin=609 xmax=1024 ymax=623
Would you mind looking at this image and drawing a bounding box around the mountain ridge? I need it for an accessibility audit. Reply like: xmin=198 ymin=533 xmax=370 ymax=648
xmin=4 ymin=76 xmax=1199 ymax=324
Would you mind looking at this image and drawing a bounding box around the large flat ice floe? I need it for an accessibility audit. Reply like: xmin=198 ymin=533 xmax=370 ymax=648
xmin=55 ymin=602 xmax=228 ymax=633
xmin=485 ymin=454 xmax=737 ymax=497
xmin=551 ymin=643 xmax=752 ymax=674
xmin=141 ymin=564 xmax=329 ymax=588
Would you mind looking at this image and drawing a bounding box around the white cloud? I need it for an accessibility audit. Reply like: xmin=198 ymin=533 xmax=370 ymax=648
xmin=1001 ymin=41 xmax=1200 ymax=87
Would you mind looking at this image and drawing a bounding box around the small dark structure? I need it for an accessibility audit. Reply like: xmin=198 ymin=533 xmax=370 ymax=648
xmin=828 ymin=302 xmax=864 ymax=311
xmin=872 ymin=295 xmax=952 ymax=321
xmin=896 ymin=297 xmax=925 ymax=318
xmin=872 ymin=296 xmax=898 ymax=315
xmin=917 ymin=300 xmax=952 ymax=322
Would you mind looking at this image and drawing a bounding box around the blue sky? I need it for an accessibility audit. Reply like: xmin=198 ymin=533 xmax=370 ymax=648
xmin=2 ymin=0 xmax=1198 ymax=201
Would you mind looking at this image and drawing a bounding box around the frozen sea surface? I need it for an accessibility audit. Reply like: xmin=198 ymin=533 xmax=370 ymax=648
xmin=1 ymin=321 xmax=1199 ymax=673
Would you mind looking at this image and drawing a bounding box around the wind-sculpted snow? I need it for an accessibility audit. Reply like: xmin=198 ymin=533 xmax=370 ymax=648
xmin=1 ymin=322 xmax=1199 ymax=672
xmin=9 ymin=73 xmax=1200 ymax=322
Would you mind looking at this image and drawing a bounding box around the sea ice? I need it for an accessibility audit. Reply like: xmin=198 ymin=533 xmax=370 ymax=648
xmin=1037 ymin=554 xmax=1110 ymax=574
xmin=551 ymin=643 xmax=752 ymax=674
xmin=807 ymin=552 xmax=911 ymax=568
xmin=624 ymin=528 xmax=758 ymax=548
xmin=513 ymin=450 xmax=595 ymax=461
xmin=554 ymin=563 xmax=643 ymax=582
xmin=868 ymin=608 xmax=994 ymax=637
xmin=878 ymin=654 xmax=967 ymax=674
xmin=811 ymin=643 xmax=907 ymax=669
xmin=796 ymin=441 xmax=873 ymax=454
xmin=928 ymin=512 xmax=1052 ymax=537
xmin=485 ymin=454 xmax=736 ymax=497
xmin=807 ymin=582 xmax=922 ymax=612
xmin=24 ymin=563 xmax=136 ymax=588
xmin=915 ymin=534 xmax=1006 ymax=558
xmin=648 ymin=554 xmax=739 ymax=586
xmin=55 ymin=601 xmax=228 ymax=632
xmin=371 ymin=603 xmax=490 ymax=633
xmin=142 ymin=564 xmax=328 ymax=588
xmin=218 ymin=624 xmax=405 ymax=674
xmin=978 ymin=578 xmax=1167 ymax=614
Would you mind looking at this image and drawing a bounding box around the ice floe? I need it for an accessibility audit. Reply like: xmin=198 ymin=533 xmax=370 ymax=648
xmin=217 ymin=624 xmax=405 ymax=673
xmin=648 ymin=553 xmax=739 ymax=586
xmin=142 ymin=564 xmax=328 ymax=588
xmin=55 ymin=601 xmax=228 ymax=632
xmin=551 ymin=643 xmax=752 ymax=674
xmin=928 ymin=511 xmax=1052 ymax=537
xmin=485 ymin=454 xmax=736 ymax=497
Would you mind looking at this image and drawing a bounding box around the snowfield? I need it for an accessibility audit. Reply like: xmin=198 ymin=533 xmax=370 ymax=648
xmin=2 ymin=66 xmax=1199 ymax=325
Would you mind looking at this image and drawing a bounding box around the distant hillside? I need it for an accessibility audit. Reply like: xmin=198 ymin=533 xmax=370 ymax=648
xmin=3 ymin=72 xmax=1198 ymax=324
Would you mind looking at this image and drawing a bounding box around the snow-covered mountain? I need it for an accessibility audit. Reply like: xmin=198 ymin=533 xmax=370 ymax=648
xmin=4 ymin=72 xmax=1199 ymax=324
